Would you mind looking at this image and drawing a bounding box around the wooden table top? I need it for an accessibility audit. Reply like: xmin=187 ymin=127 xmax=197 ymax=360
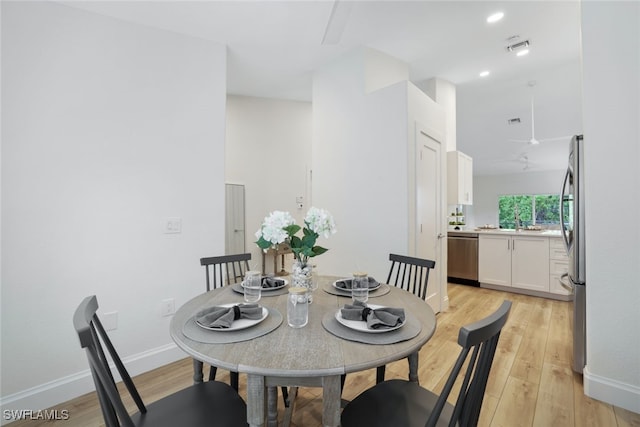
xmin=170 ymin=275 xmax=437 ymax=379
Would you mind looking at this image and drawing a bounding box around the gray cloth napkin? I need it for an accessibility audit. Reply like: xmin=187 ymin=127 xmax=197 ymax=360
xmin=195 ymin=304 xmax=263 ymax=329
xmin=340 ymin=301 xmax=405 ymax=330
xmin=335 ymin=276 xmax=379 ymax=290
xmin=261 ymin=276 xmax=285 ymax=288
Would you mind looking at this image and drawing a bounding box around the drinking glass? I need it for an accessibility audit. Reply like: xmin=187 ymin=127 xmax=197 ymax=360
xmin=242 ymin=270 xmax=262 ymax=303
xmin=287 ymin=287 xmax=308 ymax=328
xmin=351 ymin=272 xmax=369 ymax=303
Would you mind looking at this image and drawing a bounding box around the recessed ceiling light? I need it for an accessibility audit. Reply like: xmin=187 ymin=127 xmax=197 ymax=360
xmin=479 ymin=70 xmax=490 ymax=77
xmin=487 ymin=12 xmax=504 ymax=23
xmin=516 ymin=49 xmax=530 ymax=57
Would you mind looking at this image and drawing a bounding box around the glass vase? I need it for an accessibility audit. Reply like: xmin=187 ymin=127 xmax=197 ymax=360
xmin=292 ymin=261 xmax=315 ymax=302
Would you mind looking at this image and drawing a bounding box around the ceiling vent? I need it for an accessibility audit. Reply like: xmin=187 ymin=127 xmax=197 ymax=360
xmin=506 ymin=39 xmax=530 ymax=52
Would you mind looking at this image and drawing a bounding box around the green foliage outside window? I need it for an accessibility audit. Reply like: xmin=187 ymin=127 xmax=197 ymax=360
xmin=534 ymin=195 xmax=561 ymax=225
xmin=498 ymin=194 xmax=560 ymax=229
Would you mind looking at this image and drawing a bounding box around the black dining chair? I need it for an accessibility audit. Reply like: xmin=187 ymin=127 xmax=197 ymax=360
xmin=376 ymin=253 xmax=436 ymax=383
xmin=198 ymin=253 xmax=252 ymax=389
xmin=199 ymin=253 xmax=291 ymax=408
xmin=386 ymin=253 xmax=436 ymax=300
xmin=201 ymin=253 xmax=252 ymax=292
xmin=341 ymin=300 xmax=512 ymax=427
xmin=340 ymin=254 xmax=437 ymax=393
xmin=73 ymin=295 xmax=248 ymax=427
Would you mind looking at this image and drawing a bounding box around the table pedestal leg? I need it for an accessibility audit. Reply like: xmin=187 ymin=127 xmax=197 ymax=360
xmin=247 ymin=374 xmax=266 ymax=427
xmin=322 ymin=375 xmax=341 ymax=427
xmin=408 ymin=351 xmax=420 ymax=383
xmin=192 ymin=359 xmax=204 ymax=384
xmin=267 ymin=387 xmax=278 ymax=427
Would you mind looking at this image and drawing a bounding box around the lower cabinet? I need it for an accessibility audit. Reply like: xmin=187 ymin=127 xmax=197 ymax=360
xmin=479 ymin=234 xmax=550 ymax=292
xmin=511 ymin=236 xmax=550 ymax=291
xmin=478 ymin=235 xmax=511 ymax=286
xmin=549 ymin=237 xmax=570 ymax=296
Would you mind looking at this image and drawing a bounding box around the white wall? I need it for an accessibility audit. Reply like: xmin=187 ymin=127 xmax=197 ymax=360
xmin=312 ymin=47 xmax=448 ymax=299
xmin=1 ymin=1 xmax=226 ymax=413
xmin=468 ymin=170 xmax=565 ymax=228
xmin=581 ymin=1 xmax=640 ymax=412
xmin=225 ymin=95 xmax=312 ymax=270
xmin=312 ymin=49 xmax=410 ymax=280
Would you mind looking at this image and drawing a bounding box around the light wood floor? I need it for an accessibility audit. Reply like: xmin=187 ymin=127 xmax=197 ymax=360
xmin=8 ymin=284 xmax=640 ymax=427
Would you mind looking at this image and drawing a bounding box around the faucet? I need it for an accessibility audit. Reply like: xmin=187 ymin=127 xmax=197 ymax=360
xmin=514 ymin=205 xmax=521 ymax=231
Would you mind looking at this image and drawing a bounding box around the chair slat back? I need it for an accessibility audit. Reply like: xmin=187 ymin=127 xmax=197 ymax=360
xmin=200 ymin=253 xmax=252 ymax=291
xmin=386 ymin=254 xmax=436 ymax=300
xmin=426 ymin=300 xmax=512 ymax=427
xmin=73 ymin=295 xmax=146 ymax=427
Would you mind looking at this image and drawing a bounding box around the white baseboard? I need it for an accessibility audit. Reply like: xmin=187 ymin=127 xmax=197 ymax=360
xmin=441 ymin=293 xmax=450 ymax=312
xmin=0 ymin=343 xmax=185 ymax=425
xmin=583 ymin=365 xmax=640 ymax=414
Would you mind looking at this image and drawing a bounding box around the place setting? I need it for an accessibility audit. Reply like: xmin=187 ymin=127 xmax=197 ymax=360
xmin=322 ymin=272 xmax=391 ymax=298
xmin=230 ymin=270 xmax=290 ymax=297
xmin=182 ymin=271 xmax=283 ymax=344
xmin=322 ymin=272 xmax=421 ymax=344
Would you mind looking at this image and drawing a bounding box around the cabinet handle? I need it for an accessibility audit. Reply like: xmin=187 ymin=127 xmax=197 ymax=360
xmin=507 ymin=240 xmax=510 ymax=250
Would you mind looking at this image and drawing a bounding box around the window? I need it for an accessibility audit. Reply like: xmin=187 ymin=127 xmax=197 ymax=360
xmin=498 ymin=194 xmax=561 ymax=229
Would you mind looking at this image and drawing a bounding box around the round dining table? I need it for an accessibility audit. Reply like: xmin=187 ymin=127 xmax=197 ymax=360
xmin=170 ymin=275 xmax=437 ymax=427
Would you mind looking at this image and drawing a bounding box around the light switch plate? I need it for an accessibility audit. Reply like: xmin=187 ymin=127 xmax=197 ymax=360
xmin=164 ymin=217 xmax=182 ymax=234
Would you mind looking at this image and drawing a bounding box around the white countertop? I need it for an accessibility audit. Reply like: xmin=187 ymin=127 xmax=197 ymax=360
xmin=448 ymin=228 xmax=562 ymax=237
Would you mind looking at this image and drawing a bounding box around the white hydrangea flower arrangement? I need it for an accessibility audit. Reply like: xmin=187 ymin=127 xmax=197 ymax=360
xmin=255 ymin=207 xmax=337 ymax=265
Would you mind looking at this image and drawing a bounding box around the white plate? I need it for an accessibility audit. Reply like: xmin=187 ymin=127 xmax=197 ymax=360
xmin=332 ymin=279 xmax=381 ymax=292
xmin=195 ymin=303 xmax=268 ymax=332
xmin=335 ymin=304 xmax=405 ymax=334
xmin=242 ymin=278 xmax=288 ymax=291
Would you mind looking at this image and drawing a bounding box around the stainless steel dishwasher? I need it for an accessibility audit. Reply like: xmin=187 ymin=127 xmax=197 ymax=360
xmin=447 ymin=231 xmax=479 ymax=286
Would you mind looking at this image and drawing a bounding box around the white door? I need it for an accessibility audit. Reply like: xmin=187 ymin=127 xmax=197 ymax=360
xmin=225 ymin=184 xmax=245 ymax=254
xmin=416 ymin=127 xmax=443 ymax=313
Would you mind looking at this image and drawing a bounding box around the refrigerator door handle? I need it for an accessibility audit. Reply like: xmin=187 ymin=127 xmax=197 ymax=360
xmin=560 ymin=167 xmax=571 ymax=252
xmin=559 ymin=273 xmax=574 ymax=292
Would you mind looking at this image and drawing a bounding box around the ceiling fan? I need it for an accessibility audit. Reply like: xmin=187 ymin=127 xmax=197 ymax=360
xmin=510 ymin=82 xmax=573 ymax=146
xmin=519 ymin=154 xmax=538 ymax=171
xmin=491 ymin=152 xmax=538 ymax=171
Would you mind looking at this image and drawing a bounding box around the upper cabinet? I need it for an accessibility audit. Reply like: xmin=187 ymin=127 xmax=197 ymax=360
xmin=447 ymin=151 xmax=473 ymax=205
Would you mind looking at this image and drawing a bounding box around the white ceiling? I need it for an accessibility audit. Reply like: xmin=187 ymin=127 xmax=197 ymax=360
xmin=60 ymin=0 xmax=583 ymax=175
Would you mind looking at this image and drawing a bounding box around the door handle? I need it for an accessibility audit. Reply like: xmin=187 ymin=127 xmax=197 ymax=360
xmin=559 ymin=273 xmax=574 ymax=292
xmin=560 ymin=168 xmax=571 ymax=251
xmin=437 ymin=233 xmax=445 ymax=239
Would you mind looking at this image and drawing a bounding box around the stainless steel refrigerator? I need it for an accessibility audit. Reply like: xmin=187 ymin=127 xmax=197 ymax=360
xmin=560 ymin=135 xmax=586 ymax=373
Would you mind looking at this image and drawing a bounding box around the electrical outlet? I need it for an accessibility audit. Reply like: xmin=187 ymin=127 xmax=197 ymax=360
xmin=102 ymin=311 xmax=118 ymax=331
xmin=161 ymin=298 xmax=175 ymax=317
xmin=164 ymin=217 xmax=182 ymax=234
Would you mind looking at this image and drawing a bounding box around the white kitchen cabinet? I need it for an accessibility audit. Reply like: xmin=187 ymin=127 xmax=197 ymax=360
xmin=479 ymin=234 xmax=549 ymax=291
xmin=447 ymin=151 xmax=473 ymax=205
xmin=478 ymin=235 xmax=511 ymax=286
xmin=511 ymin=236 xmax=550 ymax=291
xmin=549 ymin=237 xmax=570 ymax=296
